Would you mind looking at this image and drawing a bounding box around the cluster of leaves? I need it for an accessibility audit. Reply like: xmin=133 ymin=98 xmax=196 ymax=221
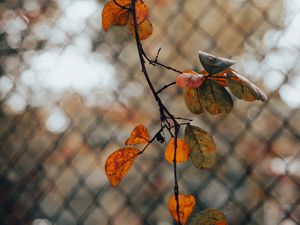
xmin=101 ymin=1 xmax=267 ymax=225
xmin=105 ymin=124 xmax=149 ymax=187
xmin=102 ymin=0 xmax=153 ymax=40
xmin=177 ymin=51 xmax=267 ymax=115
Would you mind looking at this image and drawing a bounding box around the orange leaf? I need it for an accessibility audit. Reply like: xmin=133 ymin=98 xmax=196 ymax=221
xmin=135 ymin=0 xmax=149 ymax=24
xmin=176 ymin=72 xmax=205 ymax=88
xmin=105 ymin=147 xmax=140 ymax=187
xmin=125 ymin=124 xmax=150 ymax=145
xmin=216 ymin=220 xmax=229 ymax=225
xmin=201 ymin=69 xmax=228 ymax=87
xmin=165 ymin=138 xmax=190 ymax=164
xmin=115 ymin=10 xmax=130 ymax=26
xmin=102 ymin=0 xmax=131 ymax=32
xmin=168 ymin=193 xmax=196 ymax=225
xmin=129 ymin=18 xmax=153 ymax=40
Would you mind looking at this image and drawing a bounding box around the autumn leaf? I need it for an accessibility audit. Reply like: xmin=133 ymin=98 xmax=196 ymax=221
xmin=128 ymin=18 xmax=153 ymax=40
xmin=184 ymin=87 xmax=204 ymax=114
xmin=216 ymin=221 xmax=229 ymax=225
xmin=183 ymin=76 xmax=232 ymax=115
xmin=168 ymin=194 xmax=196 ymax=225
xmin=189 ymin=208 xmax=228 ymax=225
xmin=115 ymin=10 xmax=130 ymax=26
xmin=226 ymin=69 xmax=267 ymax=102
xmin=105 ymin=148 xmax=140 ymax=187
xmin=125 ymin=124 xmax=150 ymax=145
xmin=182 ymin=70 xmax=205 ymax=114
xmin=165 ymin=138 xmax=190 ymax=164
xmin=184 ymin=124 xmax=216 ymax=169
xmin=102 ymin=0 xmax=149 ymax=32
xmin=134 ymin=0 xmax=149 ymax=24
xmin=198 ymin=51 xmax=236 ymax=75
xmin=198 ymin=80 xmax=233 ymax=115
xmin=176 ymin=72 xmax=205 ymax=88
xmin=102 ymin=0 xmax=131 ymax=32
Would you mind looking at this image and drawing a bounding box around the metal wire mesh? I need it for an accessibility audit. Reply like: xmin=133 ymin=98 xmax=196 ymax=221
xmin=0 ymin=0 xmax=300 ymax=225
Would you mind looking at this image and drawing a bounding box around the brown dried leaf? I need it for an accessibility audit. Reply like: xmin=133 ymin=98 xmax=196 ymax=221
xmin=125 ymin=124 xmax=150 ymax=145
xmin=226 ymin=69 xmax=267 ymax=102
xmin=198 ymin=80 xmax=233 ymax=115
xmin=168 ymin=193 xmax=196 ymax=225
xmin=165 ymin=138 xmax=190 ymax=164
xmin=184 ymin=87 xmax=205 ymax=114
xmin=189 ymin=208 xmax=228 ymax=225
xmin=105 ymin=147 xmax=140 ymax=187
xmin=184 ymin=124 xmax=216 ymax=169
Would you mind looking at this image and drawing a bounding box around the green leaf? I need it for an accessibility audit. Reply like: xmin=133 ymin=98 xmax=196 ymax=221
xmin=184 ymin=87 xmax=205 ymax=114
xmin=184 ymin=124 xmax=216 ymax=169
xmin=189 ymin=208 xmax=228 ymax=225
xmin=226 ymin=70 xmax=267 ymax=102
xmin=198 ymin=80 xmax=233 ymax=115
xmin=198 ymin=51 xmax=236 ymax=75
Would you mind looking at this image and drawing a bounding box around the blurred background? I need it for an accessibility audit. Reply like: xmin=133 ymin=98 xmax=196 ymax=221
xmin=0 ymin=0 xmax=300 ymax=224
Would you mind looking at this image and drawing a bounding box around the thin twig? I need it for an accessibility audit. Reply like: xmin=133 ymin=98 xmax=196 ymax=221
xmin=155 ymin=47 xmax=162 ymax=61
xmin=156 ymin=81 xmax=176 ymax=94
xmin=113 ymin=0 xmax=130 ymax=10
xmin=142 ymin=48 xmax=183 ymax=74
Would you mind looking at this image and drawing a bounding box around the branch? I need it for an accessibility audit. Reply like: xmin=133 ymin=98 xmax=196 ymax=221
xmin=131 ymin=1 xmax=182 ymax=224
xmin=173 ymin=123 xmax=181 ymax=225
xmin=142 ymin=48 xmax=183 ymax=74
xmin=156 ymin=81 xmax=176 ymax=94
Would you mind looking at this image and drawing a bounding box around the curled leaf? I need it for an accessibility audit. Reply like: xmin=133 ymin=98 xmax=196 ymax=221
xmin=125 ymin=124 xmax=150 ymax=145
xmin=184 ymin=124 xmax=216 ymax=169
xmin=101 ymin=0 xmax=131 ymax=32
xmin=198 ymin=51 xmax=236 ymax=75
xmin=198 ymin=80 xmax=233 ymax=115
xmin=226 ymin=69 xmax=267 ymax=102
xmin=105 ymin=148 xmax=140 ymax=187
xmin=176 ymin=73 xmax=205 ymax=88
xmin=189 ymin=208 xmax=228 ymax=225
xmin=129 ymin=18 xmax=153 ymax=40
xmin=168 ymin=194 xmax=196 ymax=225
xmin=165 ymin=138 xmax=190 ymax=164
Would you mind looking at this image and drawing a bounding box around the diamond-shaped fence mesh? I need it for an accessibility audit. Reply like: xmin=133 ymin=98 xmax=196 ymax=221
xmin=0 ymin=0 xmax=300 ymax=225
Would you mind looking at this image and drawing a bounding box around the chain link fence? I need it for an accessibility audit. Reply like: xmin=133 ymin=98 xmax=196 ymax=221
xmin=0 ymin=0 xmax=300 ymax=224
